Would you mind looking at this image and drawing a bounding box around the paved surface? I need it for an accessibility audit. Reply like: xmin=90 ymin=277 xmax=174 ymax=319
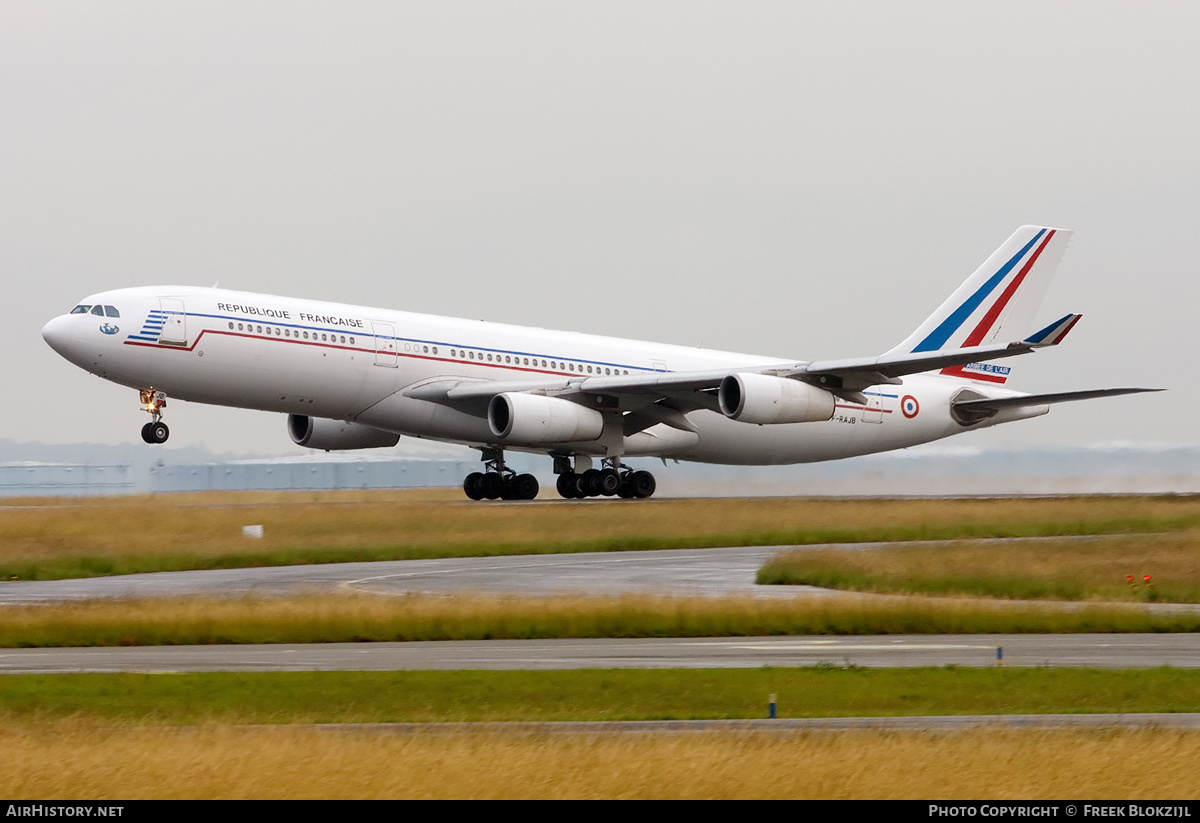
xmin=2 ymin=633 xmax=1198 ymax=673
xmin=0 ymin=545 xmax=826 ymax=604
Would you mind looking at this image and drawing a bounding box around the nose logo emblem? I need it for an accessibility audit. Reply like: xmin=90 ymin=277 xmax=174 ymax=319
xmin=99 ymin=323 xmax=120 ymax=335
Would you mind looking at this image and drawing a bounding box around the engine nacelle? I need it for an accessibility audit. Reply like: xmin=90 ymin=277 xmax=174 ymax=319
xmin=488 ymin=393 xmax=605 ymax=444
xmin=287 ymin=415 xmax=400 ymax=450
xmin=718 ymin=373 xmax=836 ymax=424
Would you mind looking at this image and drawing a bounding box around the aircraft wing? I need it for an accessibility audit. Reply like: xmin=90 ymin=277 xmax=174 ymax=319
xmin=409 ymin=314 xmax=1087 ymax=412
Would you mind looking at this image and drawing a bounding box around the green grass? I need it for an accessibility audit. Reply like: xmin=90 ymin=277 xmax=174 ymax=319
xmin=2 ymin=668 xmax=1199 ymax=724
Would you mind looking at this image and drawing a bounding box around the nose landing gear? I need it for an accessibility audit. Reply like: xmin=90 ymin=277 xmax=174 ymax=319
xmin=139 ymin=388 xmax=169 ymax=444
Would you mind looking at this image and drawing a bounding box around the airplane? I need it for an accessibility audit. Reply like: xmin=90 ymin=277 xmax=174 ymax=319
xmin=41 ymin=225 xmax=1157 ymax=501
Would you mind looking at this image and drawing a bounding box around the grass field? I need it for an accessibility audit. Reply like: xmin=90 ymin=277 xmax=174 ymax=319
xmin=759 ymin=529 xmax=1200 ymax=602
xmin=3 ymin=668 xmax=1200 ymax=723
xmin=2 ymin=491 xmax=1197 ymax=580
xmin=3 ymin=723 xmax=1198 ymax=799
xmin=4 ymin=493 xmax=1199 ymax=798
xmin=2 ymin=591 xmax=1199 ymax=647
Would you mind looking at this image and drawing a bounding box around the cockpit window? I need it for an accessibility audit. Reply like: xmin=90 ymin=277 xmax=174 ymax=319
xmin=91 ymin=305 xmax=105 ymax=316
xmin=104 ymin=305 xmax=120 ymax=317
xmin=71 ymin=305 xmax=92 ymax=314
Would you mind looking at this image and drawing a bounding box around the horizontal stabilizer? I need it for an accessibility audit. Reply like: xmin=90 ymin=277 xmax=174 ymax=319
xmin=1024 ymin=313 xmax=1082 ymax=346
xmin=952 ymin=387 xmax=1163 ymax=413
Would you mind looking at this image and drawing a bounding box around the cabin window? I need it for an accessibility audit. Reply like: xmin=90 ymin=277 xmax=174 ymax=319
xmin=228 ymin=322 xmax=234 ymax=330
xmin=238 ymin=323 xmax=244 ymax=331
xmin=349 ymin=337 xmax=354 ymax=345
xmin=71 ymin=305 xmax=92 ymax=314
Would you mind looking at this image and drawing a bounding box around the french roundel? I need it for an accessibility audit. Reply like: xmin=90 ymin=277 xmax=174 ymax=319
xmin=901 ymin=395 xmax=920 ymax=418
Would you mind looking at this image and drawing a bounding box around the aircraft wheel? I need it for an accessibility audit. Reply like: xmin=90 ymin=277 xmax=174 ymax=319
xmin=140 ymin=422 xmax=155 ymax=444
xmin=616 ymin=478 xmax=636 ymax=498
xmin=599 ymin=469 xmax=621 ymax=496
xmin=556 ymin=473 xmax=579 ymax=499
xmin=582 ymin=469 xmax=603 ymax=497
xmin=480 ymin=472 xmax=503 ymax=500
xmin=149 ymin=422 xmax=169 ymax=444
xmin=630 ymin=470 xmax=656 ymax=498
xmin=513 ymin=473 xmax=539 ymax=500
xmin=463 ymin=472 xmax=485 ymax=501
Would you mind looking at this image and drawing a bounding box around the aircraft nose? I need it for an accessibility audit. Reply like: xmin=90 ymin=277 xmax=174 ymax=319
xmin=41 ymin=314 xmax=75 ymax=356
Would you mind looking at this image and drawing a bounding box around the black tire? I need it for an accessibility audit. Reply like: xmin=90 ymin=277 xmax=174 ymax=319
xmin=140 ymin=422 xmax=155 ymax=444
xmin=630 ymin=470 xmax=656 ymax=498
xmin=582 ymin=468 xmax=603 ymax=497
xmin=599 ymin=469 xmax=621 ymax=496
xmin=463 ymin=472 xmax=485 ymax=500
xmin=480 ymin=472 xmax=503 ymax=500
xmin=556 ymin=473 xmax=579 ymax=499
xmin=514 ymin=473 xmax=539 ymax=500
xmin=617 ymin=477 xmax=636 ymax=498
xmin=150 ymin=422 xmax=169 ymax=444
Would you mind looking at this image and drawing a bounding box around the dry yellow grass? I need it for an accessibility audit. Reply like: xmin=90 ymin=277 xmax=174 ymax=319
xmin=762 ymin=529 xmax=1200 ymax=601
xmin=2 ymin=492 xmax=1196 ymax=577
xmin=3 ymin=721 xmax=1198 ymax=799
xmin=5 ymin=589 xmax=1196 ymax=647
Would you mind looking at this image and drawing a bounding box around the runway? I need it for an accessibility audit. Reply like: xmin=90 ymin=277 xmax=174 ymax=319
xmin=3 ymin=634 xmax=1199 ymax=674
xmin=2 ymin=542 xmax=1197 ymax=675
xmin=0 ymin=545 xmax=826 ymax=604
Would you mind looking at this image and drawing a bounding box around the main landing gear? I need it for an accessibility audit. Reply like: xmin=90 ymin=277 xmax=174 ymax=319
xmin=555 ymin=462 xmax=656 ymax=499
xmin=463 ymin=448 xmax=540 ymax=501
xmin=458 ymin=450 xmax=656 ymax=502
xmin=139 ymin=388 xmax=169 ymax=444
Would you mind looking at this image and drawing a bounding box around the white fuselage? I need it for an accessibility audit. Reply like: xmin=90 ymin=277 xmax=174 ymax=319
xmin=42 ymin=286 xmax=1039 ymax=464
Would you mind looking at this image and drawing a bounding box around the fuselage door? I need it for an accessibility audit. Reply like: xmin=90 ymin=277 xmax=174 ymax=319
xmin=158 ymin=298 xmax=187 ymax=345
xmin=862 ymin=392 xmax=884 ymax=424
xmin=372 ymin=321 xmax=398 ymax=367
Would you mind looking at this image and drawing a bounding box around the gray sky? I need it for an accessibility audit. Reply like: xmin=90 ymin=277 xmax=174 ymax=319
xmin=3 ymin=1 xmax=1196 ymax=458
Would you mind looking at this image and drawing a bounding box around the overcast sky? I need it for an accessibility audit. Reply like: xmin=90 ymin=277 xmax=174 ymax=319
xmin=3 ymin=1 xmax=1196 ymax=459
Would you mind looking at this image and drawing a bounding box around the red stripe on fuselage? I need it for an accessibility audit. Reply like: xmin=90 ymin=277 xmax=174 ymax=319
xmin=123 ymin=328 xmax=623 ymax=379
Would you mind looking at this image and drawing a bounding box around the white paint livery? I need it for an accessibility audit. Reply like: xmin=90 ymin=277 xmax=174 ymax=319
xmin=41 ymin=226 xmax=1157 ymax=499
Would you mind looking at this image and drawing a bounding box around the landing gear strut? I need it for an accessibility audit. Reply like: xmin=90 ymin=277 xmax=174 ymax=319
xmin=139 ymin=388 xmax=169 ymax=444
xmin=555 ymin=457 xmax=655 ymax=500
xmin=462 ymin=447 xmax=539 ymax=501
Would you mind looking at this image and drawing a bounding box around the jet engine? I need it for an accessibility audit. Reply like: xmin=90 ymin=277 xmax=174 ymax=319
xmin=287 ymin=415 xmax=400 ymax=450
xmin=488 ymin=393 xmax=605 ymax=444
xmin=718 ymin=373 xmax=836 ymax=424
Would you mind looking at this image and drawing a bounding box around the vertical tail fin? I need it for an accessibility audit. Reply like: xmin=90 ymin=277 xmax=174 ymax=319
xmin=887 ymin=226 xmax=1073 ymax=384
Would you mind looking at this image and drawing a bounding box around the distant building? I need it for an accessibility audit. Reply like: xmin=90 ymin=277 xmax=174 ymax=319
xmin=0 ymin=463 xmax=134 ymax=497
xmin=148 ymin=456 xmax=482 ymax=493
